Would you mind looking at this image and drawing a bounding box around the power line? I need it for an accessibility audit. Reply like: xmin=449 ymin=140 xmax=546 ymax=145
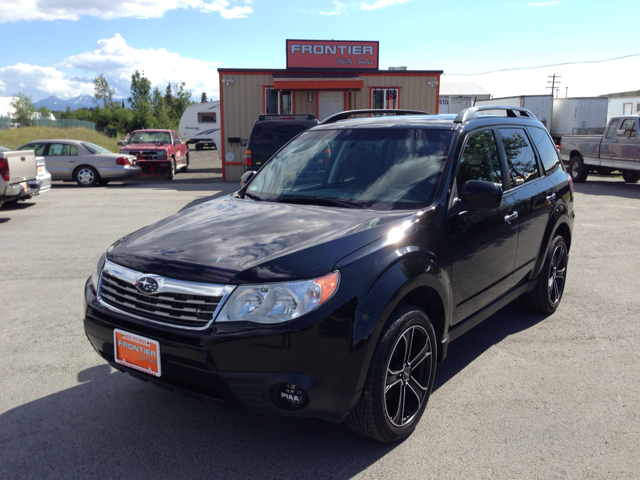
xmin=444 ymin=53 xmax=640 ymax=76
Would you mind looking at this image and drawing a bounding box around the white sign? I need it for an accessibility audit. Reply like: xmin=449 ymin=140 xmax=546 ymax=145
xmin=225 ymin=152 xmax=235 ymax=162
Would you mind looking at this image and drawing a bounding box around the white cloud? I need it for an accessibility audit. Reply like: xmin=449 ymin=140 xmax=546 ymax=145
xmin=320 ymin=1 xmax=348 ymax=15
xmin=0 ymin=0 xmax=252 ymax=23
xmin=527 ymin=1 xmax=559 ymax=7
xmin=0 ymin=34 xmax=222 ymax=102
xmin=361 ymin=0 xmax=412 ymax=10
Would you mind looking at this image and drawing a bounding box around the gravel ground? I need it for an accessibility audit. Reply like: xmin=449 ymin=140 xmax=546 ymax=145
xmin=0 ymin=159 xmax=638 ymax=479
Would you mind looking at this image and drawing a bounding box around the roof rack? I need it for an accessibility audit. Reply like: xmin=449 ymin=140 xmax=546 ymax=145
xmin=320 ymin=109 xmax=429 ymax=125
xmin=454 ymin=105 xmax=536 ymax=123
xmin=258 ymin=113 xmax=316 ymax=121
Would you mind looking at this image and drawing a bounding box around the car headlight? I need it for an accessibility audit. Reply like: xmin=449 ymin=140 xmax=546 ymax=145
xmin=216 ymin=271 xmax=340 ymax=324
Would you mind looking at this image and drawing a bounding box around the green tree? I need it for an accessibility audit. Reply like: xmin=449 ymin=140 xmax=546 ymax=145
xmin=152 ymin=87 xmax=171 ymax=128
xmin=128 ymin=70 xmax=154 ymax=129
xmin=36 ymin=106 xmax=52 ymax=119
xmin=94 ymin=74 xmax=116 ymax=109
xmin=169 ymin=81 xmax=192 ymax=121
xmin=165 ymin=83 xmax=174 ymax=110
xmin=201 ymin=91 xmax=207 ymax=103
xmin=10 ymin=92 xmax=35 ymax=125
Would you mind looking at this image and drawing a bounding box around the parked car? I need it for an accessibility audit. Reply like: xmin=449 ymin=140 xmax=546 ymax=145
xmin=243 ymin=114 xmax=319 ymax=171
xmin=35 ymin=155 xmax=52 ymax=195
xmin=16 ymin=140 xmax=140 ymax=187
xmin=119 ymin=129 xmax=188 ymax=180
xmin=0 ymin=145 xmax=11 ymax=152
xmin=0 ymin=149 xmax=40 ymax=208
xmin=84 ymin=106 xmax=574 ymax=443
xmin=560 ymin=115 xmax=640 ymax=183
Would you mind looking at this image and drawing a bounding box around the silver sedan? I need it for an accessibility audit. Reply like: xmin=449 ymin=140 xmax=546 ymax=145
xmin=17 ymin=140 xmax=141 ymax=187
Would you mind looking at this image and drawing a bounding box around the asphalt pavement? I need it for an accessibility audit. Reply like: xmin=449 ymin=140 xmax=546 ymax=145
xmin=0 ymin=153 xmax=638 ymax=479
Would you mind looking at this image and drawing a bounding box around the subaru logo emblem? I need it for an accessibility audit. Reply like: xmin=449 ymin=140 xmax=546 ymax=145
xmin=136 ymin=276 xmax=159 ymax=294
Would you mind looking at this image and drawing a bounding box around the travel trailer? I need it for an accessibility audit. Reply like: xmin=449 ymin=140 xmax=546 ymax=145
xmin=178 ymin=101 xmax=221 ymax=151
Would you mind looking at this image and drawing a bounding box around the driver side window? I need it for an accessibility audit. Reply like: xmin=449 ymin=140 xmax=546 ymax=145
xmin=456 ymin=129 xmax=502 ymax=195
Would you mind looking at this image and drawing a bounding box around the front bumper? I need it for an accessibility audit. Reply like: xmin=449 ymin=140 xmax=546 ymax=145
xmin=84 ymin=279 xmax=365 ymax=422
xmin=99 ymin=165 xmax=142 ymax=180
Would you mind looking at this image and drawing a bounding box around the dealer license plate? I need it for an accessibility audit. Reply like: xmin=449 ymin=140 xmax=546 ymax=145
xmin=114 ymin=329 xmax=161 ymax=377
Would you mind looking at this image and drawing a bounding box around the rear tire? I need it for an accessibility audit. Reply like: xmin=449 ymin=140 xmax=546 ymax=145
xmin=569 ymin=156 xmax=588 ymax=183
xmin=182 ymin=153 xmax=189 ymax=173
xmin=74 ymin=166 xmax=100 ymax=187
xmin=622 ymin=170 xmax=640 ymax=183
xmin=345 ymin=304 xmax=436 ymax=443
xmin=520 ymin=235 xmax=569 ymax=314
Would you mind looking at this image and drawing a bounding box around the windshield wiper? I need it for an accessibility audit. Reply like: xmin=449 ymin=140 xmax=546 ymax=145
xmin=243 ymin=192 xmax=263 ymax=201
xmin=276 ymin=196 xmax=364 ymax=209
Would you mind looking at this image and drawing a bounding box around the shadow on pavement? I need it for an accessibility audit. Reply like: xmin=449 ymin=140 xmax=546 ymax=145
xmin=0 ymin=301 xmax=548 ymax=478
xmin=573 ymin=178 xmax=640 ymax=199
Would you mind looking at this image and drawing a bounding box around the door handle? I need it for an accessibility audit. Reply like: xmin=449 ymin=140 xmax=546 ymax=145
xmin=546 ymin=193 xmax=556 ymax=203
xmin=504 ymin=211 xmax=518 ymax=224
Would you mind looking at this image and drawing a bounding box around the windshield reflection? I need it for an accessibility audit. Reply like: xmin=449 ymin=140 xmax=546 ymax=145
xmin=246 ymin=128 xmax=453 ymax=210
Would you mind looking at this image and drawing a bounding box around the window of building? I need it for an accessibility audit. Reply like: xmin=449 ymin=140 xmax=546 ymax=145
xmin=197 ymin=112 xmax=216 ymax=123
xmin=265 ymin=87 xmax=292 ymax=114
xmin=371 ymin=88 xmax=399 ymax=110
xmin=457 ymin=129 xmax=502 ymax=194
xmin=498 ymin=128 xmax=539 ymax=188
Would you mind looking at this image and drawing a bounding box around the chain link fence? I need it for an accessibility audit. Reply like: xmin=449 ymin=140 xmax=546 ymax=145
xmin=0 ymin=116 xmax=96 ymax=130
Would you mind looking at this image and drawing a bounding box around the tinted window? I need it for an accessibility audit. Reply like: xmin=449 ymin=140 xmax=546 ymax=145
xmin=197 ymin=112 xmax=216 ymax=123
xmin=82 ymin=142 xmax=110 ymax=154
xmin=498 ymin=128 xmax=539 ymax=188
xmin=605 ymin=120 xmax=619 ymax=139
xmin=18 ymin=143 xmax=47 ymax=155
xmin=620 ymin=119 xmax=637 ymax=138
xmin=49 ymin=143 xmax=78 ymax=156
xmin=528 ymin=126 xmax=560 ymax=173
xmin=457 ymin=129 xmax=502 ymax=193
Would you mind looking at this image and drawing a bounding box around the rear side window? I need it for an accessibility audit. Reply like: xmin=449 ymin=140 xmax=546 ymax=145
xmin=457 ymin=129 xmax=502 ymax=193
xmin=605 ymin=120 xmax=619 ymax=139
xmin=498 ymin=128 xmax=539 ymax=188
xmin=251 ymin=124 xmax=310 ymax=146
xmin=49 ymin=143 xmax=78 ymax=156
xmin=18 ymin=143 xmax=47 ymax=155
xmin=528 ymin=126 xmax=560 ymax=173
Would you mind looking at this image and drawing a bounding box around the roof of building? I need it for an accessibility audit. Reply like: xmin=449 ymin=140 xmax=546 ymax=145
xmin=439 ymin=82 xmax=489 ymax=96
xmin=599 ymin=89 xmax=640 ymax=98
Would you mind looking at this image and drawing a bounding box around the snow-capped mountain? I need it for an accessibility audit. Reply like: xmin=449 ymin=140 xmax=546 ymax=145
xmin=34 ymin=95 xmax=96 ymax=111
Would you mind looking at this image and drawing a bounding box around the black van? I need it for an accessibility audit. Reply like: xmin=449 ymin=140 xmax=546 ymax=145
xmin=243 ymin=114 xmax=318 ymax=171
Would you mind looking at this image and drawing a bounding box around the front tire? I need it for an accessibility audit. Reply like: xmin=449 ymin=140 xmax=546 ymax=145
xmin=622 ymin=170 xmax=640 ymax=183
xmin=74 ymin=166 xmax=100 ymax=187
xmin=569 ymin=155 xmax=588 ymax=183
xmin=182 ymin=152 xmax=189 ymax=173
xmin=169 ymin=158 xmax=176 ymax=180
xmin=520 ymin=235 xmax=569 ymax=314
xmin=345 ymin=304 xmax=436 ymax=443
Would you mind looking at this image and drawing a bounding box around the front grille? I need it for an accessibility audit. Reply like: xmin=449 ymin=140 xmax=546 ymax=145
xmin=127 ymin=150 xmax=166 ymax=160
xmin=98 ymin=260 xmax=232 ymax=329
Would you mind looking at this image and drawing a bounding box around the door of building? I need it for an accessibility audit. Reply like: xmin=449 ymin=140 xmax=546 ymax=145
xmin=318 ymin=91 xmax=344 ymax=121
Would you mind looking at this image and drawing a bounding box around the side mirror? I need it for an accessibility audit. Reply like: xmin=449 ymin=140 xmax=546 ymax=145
xmin=616 ymin=129 xmax=626 ymax=137
xmin=240 ymin=139 xmax=248 ymax=147
xmin=240 ymin=170 xmax=257 ymax=187
xmin=175 ymin=139 xmax=182 ymax=145
xmin=462 ymin=180 xmax=503 ymax=210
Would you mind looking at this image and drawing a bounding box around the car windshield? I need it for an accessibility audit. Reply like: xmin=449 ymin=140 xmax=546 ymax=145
xmin=129 ymin=132 xmax=172 ymax=144
xmin=82 ymin=142 xmax=111 ymax=154
xmin=246 ymin=127 xmax=453 ymax=210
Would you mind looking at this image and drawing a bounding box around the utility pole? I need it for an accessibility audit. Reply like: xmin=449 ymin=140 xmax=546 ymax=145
xmin=547 ymin=74 xmax=561 ymax=97
xmin=566 ymin=87 xmax=568 ymax=98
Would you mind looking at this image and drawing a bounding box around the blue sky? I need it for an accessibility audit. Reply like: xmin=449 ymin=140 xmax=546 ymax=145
xmin=0 ymin=0 xmax=638 ymax=103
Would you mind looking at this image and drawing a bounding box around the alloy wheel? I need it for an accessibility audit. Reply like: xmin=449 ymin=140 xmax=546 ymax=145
xmin=78 ymin=168 xmax=95 ymax=185
xmin=548 ymin=243 xmax=567 ymax=305
xmin=384 ymin=325 xmax=433 ymax=427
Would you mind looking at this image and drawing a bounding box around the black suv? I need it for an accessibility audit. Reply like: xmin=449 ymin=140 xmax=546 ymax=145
xmin=84 ymin=106 xmax=574 ymax=443
xmin=243 ymin=113 xmax=319 ymax=171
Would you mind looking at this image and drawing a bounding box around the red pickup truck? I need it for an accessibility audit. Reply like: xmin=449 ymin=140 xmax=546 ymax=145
xmin=120 ymin=129 xmax=189 ymax=180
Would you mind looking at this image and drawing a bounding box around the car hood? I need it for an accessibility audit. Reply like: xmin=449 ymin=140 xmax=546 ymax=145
xmin=107 ymin=195 xmax=412 ymax=284
xmin=121 ymin=143 xmax=170 ymax=151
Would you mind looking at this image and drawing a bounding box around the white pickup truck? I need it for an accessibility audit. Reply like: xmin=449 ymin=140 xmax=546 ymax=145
xmin=560 ymin=116 xmax=640 ymax=183
xmin=0 ymin=150 xmax=41 ymax=208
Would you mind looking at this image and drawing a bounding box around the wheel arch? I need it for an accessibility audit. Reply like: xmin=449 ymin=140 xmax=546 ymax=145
xmin=73 ymin=164 xmax=100 ymax=181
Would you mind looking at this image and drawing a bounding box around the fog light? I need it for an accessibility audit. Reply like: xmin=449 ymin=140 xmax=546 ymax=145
xmin=277 ymin=383 xmax=307 ymax=410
